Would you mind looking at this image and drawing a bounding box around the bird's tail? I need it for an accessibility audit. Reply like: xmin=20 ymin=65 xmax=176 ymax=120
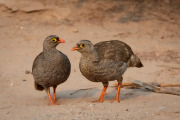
xmin=128 ymin=54 xmax=143 ymax=68
xmin=34 ymin=81 xmax=44 ymax=91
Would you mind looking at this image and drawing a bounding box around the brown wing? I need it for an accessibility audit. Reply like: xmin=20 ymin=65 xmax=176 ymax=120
xmin=32 ymin=52 xmax=45 ymax=73
xmin=94 ymin=40 xmax=134 ymax=62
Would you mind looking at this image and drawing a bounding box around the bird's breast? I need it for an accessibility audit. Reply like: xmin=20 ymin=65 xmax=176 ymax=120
xmin=79 ymin=59 xmax=127 ymax=82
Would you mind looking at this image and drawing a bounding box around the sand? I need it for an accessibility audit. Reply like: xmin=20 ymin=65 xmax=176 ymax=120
xmin=0 ymin=0 xmax=180 ymax=120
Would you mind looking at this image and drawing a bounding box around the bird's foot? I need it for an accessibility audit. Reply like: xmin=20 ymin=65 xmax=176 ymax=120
xmin=52 ymin=100 xmax=60 ymax=105
xmin=53 ymin=102 xmax=59 ymax=105
xmin=49 ymin=102 xmax=59 ymax=106
xmin=49 ymin=101 xmax=59 ymax=105
xmin=91 ymin=86 xmax=107 ymax=103
xmin=91 ymin=99 xmax=104 ymax=103
xmin=53 ymin=98 xmax=59 ymax=105
xmin=109 ymin=98 xmax=120 ymax=103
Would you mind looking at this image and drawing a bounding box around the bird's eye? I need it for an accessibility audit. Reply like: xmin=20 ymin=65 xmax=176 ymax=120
xmin=51 ymin=38 xmax=57 ymax=43
xmin=80 ymin=44 xmax=85 ymax=48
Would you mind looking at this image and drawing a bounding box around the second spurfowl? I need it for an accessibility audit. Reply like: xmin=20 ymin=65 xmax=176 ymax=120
xmin=32 ymin=35 xmax=71 ymax=105
xmin=72 ymin=40 xmax=143 ymax=102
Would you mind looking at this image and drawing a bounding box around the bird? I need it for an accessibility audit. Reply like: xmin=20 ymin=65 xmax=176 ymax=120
xmin=72 ymin=40 xmax=143 ymax=102
xmin=32 ymin=35 xmax=71 ymax=105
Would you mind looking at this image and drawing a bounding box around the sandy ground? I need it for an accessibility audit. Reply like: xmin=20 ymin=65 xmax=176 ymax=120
xmin=0 ymin=0 xmax=180 ymax=120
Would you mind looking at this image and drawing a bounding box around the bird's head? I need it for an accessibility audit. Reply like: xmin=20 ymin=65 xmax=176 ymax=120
xmin=43 ymin=35 xmax=65 ymax=49
xmin=72 ymin=40 xmax=94 ymax=54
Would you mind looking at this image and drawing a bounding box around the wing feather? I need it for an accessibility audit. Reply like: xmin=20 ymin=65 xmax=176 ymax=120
xmin=94 ymin=40 xmax=134 ymax=62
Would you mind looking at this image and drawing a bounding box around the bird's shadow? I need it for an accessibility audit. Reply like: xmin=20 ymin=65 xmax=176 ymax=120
xmin=55 ymin=87 xmax=151 ymax=102
xmin=56 ymin=88 xmax=100 ymax=100
xmin=104 ymin=88 xmax=151 ymax=100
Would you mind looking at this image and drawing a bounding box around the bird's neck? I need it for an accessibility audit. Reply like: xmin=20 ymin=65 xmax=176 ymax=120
xmin=43 ymin=47 xmax=57 ymax=53
xmin=43 ymin=47 xmax=58 ymax=59
xmin=82 ymin=49 xmax=100 ymax=62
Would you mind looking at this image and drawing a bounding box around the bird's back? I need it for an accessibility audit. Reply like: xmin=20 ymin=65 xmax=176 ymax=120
xmin=94 ymin=40 xmax=143 ymax=67
xmin=95 ymin=40 xmax=133 ymax=62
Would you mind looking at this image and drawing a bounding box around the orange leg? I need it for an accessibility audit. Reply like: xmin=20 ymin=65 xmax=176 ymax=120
xmin=53 ymin=87 xmax=56 ymax=102
xmin=92 ymin=85 xmax=108 ymax=103
xmin=45 ymin=87 xmax=56 ymax=105
xmin=110 ymin=83 xmax=122 ymax=102
xmin=53 ymin=86 xmax=59 ymax=105
xmin=47 ymin=92 xmax=54 ymax=105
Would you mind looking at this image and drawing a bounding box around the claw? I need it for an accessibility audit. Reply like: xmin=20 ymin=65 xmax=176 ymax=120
xmin=110 ymin=83 xmax=121 ymax=103
xmin=91 ymin=86 xmax=108 ymax=103
xmin=109 ymin=98 xmax=120 ymax=103
xmin=91 ymin=98 xmax=104 ymax=103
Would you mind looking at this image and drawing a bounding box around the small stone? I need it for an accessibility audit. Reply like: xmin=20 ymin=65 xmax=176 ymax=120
xmin=25 ymin=70 xmax=31 ymax=74
xmin=73 ymin=28 xmax=79 ymax=33
xmin=19 ymin=26 xmax=24 ymax=29
xmin=22 ymin=79 xmax=27 ymax=81
xmin=126 ymin=109 xmax=128 ymax=111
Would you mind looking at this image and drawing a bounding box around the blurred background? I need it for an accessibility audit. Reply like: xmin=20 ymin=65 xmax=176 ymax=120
xmin=0 ymin=0 xmax=180 ymax=120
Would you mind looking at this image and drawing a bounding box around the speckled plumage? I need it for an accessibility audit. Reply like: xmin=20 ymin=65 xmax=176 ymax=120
xmin=32 ymin=35 xmax=71 ymax=105
xmin=73 ymin=40 xmax=143 ymax=102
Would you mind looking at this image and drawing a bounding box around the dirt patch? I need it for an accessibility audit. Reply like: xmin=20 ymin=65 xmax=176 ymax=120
xmin=0 ymin=0 xmax=180 ymax=120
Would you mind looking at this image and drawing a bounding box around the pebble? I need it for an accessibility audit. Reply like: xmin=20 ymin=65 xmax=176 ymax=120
xmin=73 ymin=28 xmax=79 ymax=33
xmin=25 ymin=70 xmax=31 ymax=74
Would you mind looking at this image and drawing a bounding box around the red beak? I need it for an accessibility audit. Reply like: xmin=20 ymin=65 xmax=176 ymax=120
xmin=72 ymin=45 xmax=80 ymax=51
xmin=58 ymin=38 xmax=65 ymax=43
